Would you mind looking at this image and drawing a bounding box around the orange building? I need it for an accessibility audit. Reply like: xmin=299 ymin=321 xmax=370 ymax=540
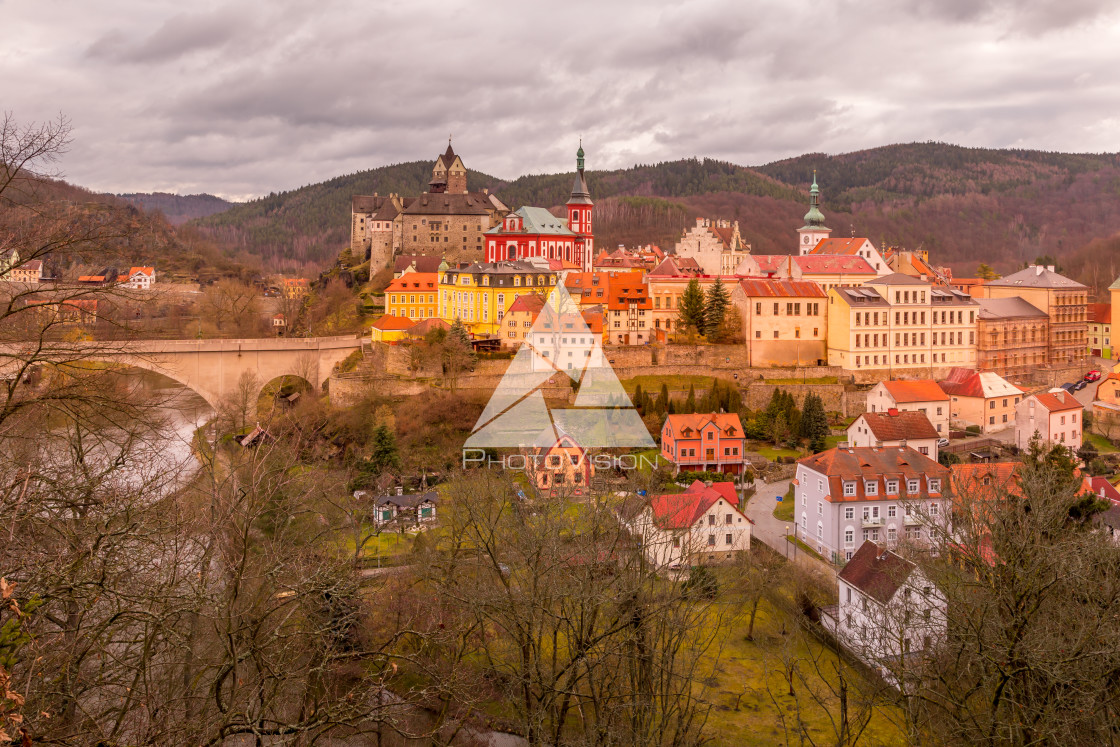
xmin=502 ymin=293 xmax=546 ymax=348
xmin=606 ymin=272 xmax=652 ymax=345
xmin=525 ymin=431 xmax=595 ymax=498
xmin=385 ymin=272 xmax=439 ymax=321
xmin=660 ymin=413 xmax=747 ymax=476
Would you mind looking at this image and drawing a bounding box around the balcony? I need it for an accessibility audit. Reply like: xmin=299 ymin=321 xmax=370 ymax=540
xmin=861 ymin=516 xmax=883 ymax=528
xmin=904 ymin=513 xmax=922 ymax=526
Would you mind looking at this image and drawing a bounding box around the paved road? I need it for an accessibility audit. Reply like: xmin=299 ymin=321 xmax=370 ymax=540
xmin=745 ymin=478 xmax=837 ymax=578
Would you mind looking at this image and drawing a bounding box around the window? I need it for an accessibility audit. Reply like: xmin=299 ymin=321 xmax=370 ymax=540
xmin=708 ymin=514 xmax=716 ymax=526
xmin=844 ymin=529 xmax=854 ymax=545
xmin=864 ymin=481 xmax=878 ymax=495
xmin=907 ymin=479 xmax=919 ymax=494
xmin=726 ymin=533 xmax=733 ymax=545
xmin=817 ymin=501 xmax=823 ymax=515
xmin=707 ymin=535 xmax=715 ymax=546
xmin=886 ymin=479 xmax=899 ymax=494
xmin=930 ymin=502 xmax=939 ymax=516
xmin=844 ymin=506 xmax=854 ymax=520
xmin=888 ymin=505 xmax=896 ymax=518
xmin=843 ymin=481 xmax=856 ymax=496
xmin=726 ymin=514 xmax=733 ymax=524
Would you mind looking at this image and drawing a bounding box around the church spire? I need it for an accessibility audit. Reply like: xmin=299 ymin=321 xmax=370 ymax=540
xmin=567 ymin=142 xmax=592 ymax=206
xmin=802 ymin=169 xmax=827 ymax=228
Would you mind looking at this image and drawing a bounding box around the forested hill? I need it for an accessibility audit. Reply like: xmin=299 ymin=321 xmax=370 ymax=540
xmin=185 ymin=143 xmax=1120 ymax=292
xmin=117 ymin=192 xmax=233 ymax=225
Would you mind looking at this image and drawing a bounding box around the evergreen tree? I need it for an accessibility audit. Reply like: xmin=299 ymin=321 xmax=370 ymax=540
xmin=703 ymin=277 xmax=730 ymax=336
xmin=726 ymin=385 xmax=741 ymax=415
xmin=369 ymin=424 xmax=401 ymax=473
xmin=448 ymin=318 xmax=472 ymax=348
xmin=633 ymin=384 xmax=645 ymax=414
xmin=684 ymin=383 xmax=696 ymax=413
xmin=976 ymin=262 xmax=1000 ymax=280
xmin=801 ymin=394 xmax=830 ymax=452
xmin=676 ymin=278 xmax=706 ymax=332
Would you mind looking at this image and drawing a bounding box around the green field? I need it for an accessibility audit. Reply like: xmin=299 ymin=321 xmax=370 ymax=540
xmin=1085 ymin=432 xmax=1119 ymax=453
xmin=621 ymin=374 xmax=727 ymax=394
xmin=753 ymin=445 xmax=804 ymax=460
xmin=772 ymin=485 xmax=795 ymax=522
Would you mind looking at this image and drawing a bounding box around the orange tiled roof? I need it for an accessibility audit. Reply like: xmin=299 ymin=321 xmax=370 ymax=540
xmin=664 ymin=413 xmax=744 ymax=438
xmin=1089 ymin=303 xmax=1111 ymax=325
xmin=881 ymin=380 xmax=949 ymax=403
xmin=508 ymin=294 xmax=546 ymax=314
xmin=809 ymin=238 xmax=873 ymax=256
xmin=371 ymin=314 xmax=415 ymax=331
xmin=798 ymin=446 xmax=948 ymax=503
xmin=1030 ymin=390 xmax=1082 ymax=412
xmin=858 ymin=411 xmax=938 ymax=441
xmin=386 ymin=273 xmax=438 ymax=292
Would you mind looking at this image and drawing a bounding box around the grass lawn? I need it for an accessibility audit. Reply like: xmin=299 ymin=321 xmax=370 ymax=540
xmin=753 ymin=445 xmax=804 ymax=460
xmin=824 ymin=433 xmax=846 ymax=449
xmin=337 ymin=528 xmax=415 ymax=560
xmin=787 ymin=535 xmax=826 ymax=562
xmin=772 ymin=485 xmax=795 ymax=522
xmin=699 ymin=585 xmax=904 ymax=746
xmin=1085 ymin=432 xmax=1119 ymax=453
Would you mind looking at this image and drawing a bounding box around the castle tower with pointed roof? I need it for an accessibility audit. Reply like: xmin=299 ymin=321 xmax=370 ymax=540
xmin=430 ymin=139 xmax=468 ymax=194
xmin=798 ymin=171 xmax=833 ymax=255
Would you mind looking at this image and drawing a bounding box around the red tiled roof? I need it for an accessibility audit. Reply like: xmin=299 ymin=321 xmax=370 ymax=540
xmin=1089 ymin=302 xmax=1111 ymax=325
xmin=406 ymin=317 xmax=450 ymax=336
xmin=857 ymin=411 xmax=938 ymax=441
xmin=581 ymin=309 xmax=604 ymax=334
xmin=1091 ymin=476 xmax=1120 ymax=502
xmin=735 ymin=278 xmax=826 ymax=298
xmin=393 ymin=255 xmax=442 ymax=274
xmin=809 ymin=238 xmax=873 ymax=256
xmin=797 ymin=446 xmax=948 ymax=503
xmin=881 ymin=380 xmax=949 ymax=403
xmin=508 ymin=293 xmax=546 ymax=314
xmin=1030 ymin=390 xmax=1082 ymax=412
xmin=837 ymin=541 xmax=916 ymax=605
xmin=649 ymin=481 xmax=747 ymax=529
xmin=938 ymin=369 xmax=1024 ymax=399
xmin=664 ymin=413 xmax=744 ymax=438
xmin=754 ymin=254 xmax=876 ymax=275
xmin=649 ymin=257 xmax=702 ymax=277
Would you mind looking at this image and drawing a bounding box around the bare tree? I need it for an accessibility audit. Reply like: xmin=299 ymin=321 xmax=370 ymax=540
xmin=198 ymin=278 xmax=261 ymax=336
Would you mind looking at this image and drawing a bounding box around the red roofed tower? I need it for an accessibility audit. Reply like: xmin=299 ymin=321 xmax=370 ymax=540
xmin=566 ymin=143 xmax=594 ymax=271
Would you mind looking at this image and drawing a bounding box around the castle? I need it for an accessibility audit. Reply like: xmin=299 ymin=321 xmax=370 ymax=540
xmin=350 ymin=142 xmax=509 ymax=269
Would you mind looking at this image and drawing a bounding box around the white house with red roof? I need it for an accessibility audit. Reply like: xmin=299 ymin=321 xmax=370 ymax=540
xmin=622 ymin=480 xmax=751 ymax=568
xmin=846 ymin=410 xmax=941 ymax=460
xmin=794 ymin=446 xmax=950 ymax=563
xmin=119 ymin=266 xmax=155 ymax=290
xmin=1015 ymin=389 xmax=1083 ymax=451
xmin=820 ymin=540 xmax=946 ymax=681
xmin=866 ymin=380 xmax=951 ymax=435
xmin=661 ymin=413 xmax=747 ymax=476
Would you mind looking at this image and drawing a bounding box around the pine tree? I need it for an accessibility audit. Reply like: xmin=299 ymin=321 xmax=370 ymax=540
xmin=703 ymin=277 xmax=730 ymax=336
xmin=369 ymin=424 xmax=401 ymax=473
xmin=634 ymin=384 xmax=645 ymax=414
xmin=726 ymin=385 xmax=741 ymax=415
xmin=448 ymin=318 xmax=472 ymax=348
xmin=801 ymin=393 xmax=830 ymax=452
xmin=677 ymin=278 xmax=706 ymax=333
xmin=684 ymin=383 xmax=696 ymax=413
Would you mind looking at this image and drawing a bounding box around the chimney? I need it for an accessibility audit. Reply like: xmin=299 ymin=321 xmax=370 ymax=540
xmin=1035 ymin=265 xmax=1044 ymax=276
xmin=888 ymin=408 xmax=899 ymax=416
xmin=483 ymin=188 xmax=489 ymax=194
xmin=1047 ymin=265 xmax=1055 ymax=272
xmin=396 ymin=486 xmax=403 ymax=496
xmin=696 ymin=217 xmax=704 ymax=228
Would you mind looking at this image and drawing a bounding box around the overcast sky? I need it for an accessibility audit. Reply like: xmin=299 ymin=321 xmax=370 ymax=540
xmin=4 ymin=0 xmax=1120 ymax=200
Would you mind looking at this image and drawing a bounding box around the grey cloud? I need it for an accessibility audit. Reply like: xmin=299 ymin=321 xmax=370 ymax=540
xmin=3 ymin=0 xmax=1119 ymax=199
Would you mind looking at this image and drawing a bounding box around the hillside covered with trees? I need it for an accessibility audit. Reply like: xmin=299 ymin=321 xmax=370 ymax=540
xmin=165 ymin=143 xmax=1120 ymax=294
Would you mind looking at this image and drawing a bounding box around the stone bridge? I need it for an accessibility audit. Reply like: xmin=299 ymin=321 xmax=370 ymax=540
xmin=9 ymin=335 xmax=365 ymax=409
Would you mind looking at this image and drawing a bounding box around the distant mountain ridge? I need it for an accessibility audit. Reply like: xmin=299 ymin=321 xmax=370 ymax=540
xmin=180 ymin=142 xmax=1120 ymax=292
xmin=117 ymin=192 xmax=234 ymax=225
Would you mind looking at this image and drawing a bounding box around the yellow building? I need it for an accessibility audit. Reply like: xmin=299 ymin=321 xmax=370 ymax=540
xmin=370 ymin=314 xmax=414 ymax=343
xmin=502 ymin=292 xmax=546 ymax=348
xmin=827 ymin=273 xmax=978 ymax=377
xmin=981 ymin=265 xmax=1088 ymax=366
xmin=1111 ymin=276 xmax=1120 ymax=359
xmin=438 ymin=259 xmax=557 ymax=337
xmin=385 ymin=272 xmax=439 ymax=321
xmin=728 ymin=278 xmax=827 ymax=366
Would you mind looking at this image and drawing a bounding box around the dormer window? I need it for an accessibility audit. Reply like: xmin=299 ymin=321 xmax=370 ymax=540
xmin=928 ymin=478 xmax=941 ymax=493
xmin=907 ymin=478 xmax=920 ymax=494
xmin=864 ymin=481 xmax=878 ymax=495
xmin=886 ymin=479 xmax=899 ymax=495
xmin=843 ymin=481 xmax=856 ymax=496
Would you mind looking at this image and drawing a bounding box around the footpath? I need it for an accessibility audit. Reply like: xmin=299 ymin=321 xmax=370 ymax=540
xmin=745 ymin=478 xmax=838 ymax=580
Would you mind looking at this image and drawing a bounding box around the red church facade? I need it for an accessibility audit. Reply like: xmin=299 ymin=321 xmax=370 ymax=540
xmin=483 ymin=145 xmax=594 ymax=271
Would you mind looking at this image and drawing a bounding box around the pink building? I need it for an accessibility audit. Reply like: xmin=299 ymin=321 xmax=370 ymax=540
xmin=660 ymin=413 xmax=746 ymax=476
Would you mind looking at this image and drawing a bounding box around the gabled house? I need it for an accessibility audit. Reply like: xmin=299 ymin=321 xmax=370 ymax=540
xmin=866 ymin=380 xmax=950 ymax=435
xmin=820 ymin=541 xmax=946 ymax=684
xmin=1015 ymin=389 xmax=1082 ymax=451
xmin=661 ymin=413 xmax=746 ymax=476
xmin=621 ymin=481 xmax=751 ymax=568
xmin=524 ymin=430 xmax=594 ymax=498
xmin=939 ymin=368 xmax=1024 ymax=434
xmin=359 ymin=488 xmax=439 ymax=526
xmin=118 ymin=266 xmax=155 ymax=290
xmin=370 ymin=314 xmax=416 ymax=343
xmin=846 ymin=410 xmax=940 ymax=460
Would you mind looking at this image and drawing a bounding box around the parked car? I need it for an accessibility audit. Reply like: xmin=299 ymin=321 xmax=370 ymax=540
xmin=1074 ymin=381 xmax=1088 ymax=392
xmin=937 ymin=438 xmax=950 ymax=448
xmin=1085 ymin=370 xmax=1102 ymax=382
xmin=1061 ymin=382 xmax=1077 ymax=392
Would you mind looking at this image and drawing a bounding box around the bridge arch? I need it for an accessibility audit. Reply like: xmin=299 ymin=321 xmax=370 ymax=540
xmin=46 ymin=335 xmax=363 ymax=410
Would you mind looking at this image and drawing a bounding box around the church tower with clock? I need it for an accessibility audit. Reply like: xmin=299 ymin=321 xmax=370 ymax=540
xmin=797 ymin=170 xmax=832 ymax=255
